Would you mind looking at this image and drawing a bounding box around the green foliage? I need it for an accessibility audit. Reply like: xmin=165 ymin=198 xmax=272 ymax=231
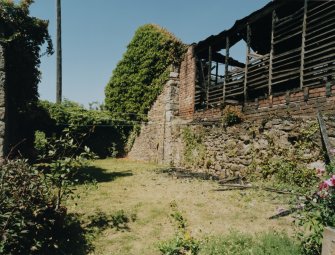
xmin=158 ymin=202 xmax=200 ymax=255
xmin=182 ymin=127 xmax=206 ymax=168
xmin=0 ymin=160 xmax=92 ymax=254
xmin=35 ymin=129 xmax=95 ymax=209
xmin=0 ymin=129 xmax=98 ymax=254
xmin=104 ymin=24 xmax=186 ymax=122
xmin=0 ymin=0 xmax=53 ymax=157
xmin=158 ymin=234 xmax=201 ymax=255
xmin=222 ymin=106 xmax=243 ymax=127
xmin=201 ymin=231 xmax=301 ymax=255
xmin=260 ymin=158 xmax=319 ymax=190
xmin=37 ymin=100 xmax=128 ymax=158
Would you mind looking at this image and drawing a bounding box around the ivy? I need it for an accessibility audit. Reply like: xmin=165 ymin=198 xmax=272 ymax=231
xmin=104 ymin=24 xmax=186 ymax=122
xmin=0 ymin=0 xmax=53 ymax=157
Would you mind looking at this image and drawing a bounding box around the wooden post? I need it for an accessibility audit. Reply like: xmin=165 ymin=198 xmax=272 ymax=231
xmin=300 ymin=0 xmax=308 ymax=89
xmin=322 ymin=227 xmax=335 ymax=255
xmin=207 ymin=46 xmax=212 ymax=109
xmin=223 ymin=36 xmax=230 ymax=104
xmin=269 ymin=10 xmax=276 ymax=96
xmin=215 ymin=61 xmax=219 ymax=85
xmin=244 ymin=24 xmax=251 ymax=104
xmin=318 ymin=111 xmax=334 ymax=162
xmin=56 ymin=0 xmax=62 ymax=104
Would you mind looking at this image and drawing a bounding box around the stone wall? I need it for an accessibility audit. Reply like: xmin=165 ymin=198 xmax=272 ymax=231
xmin=128 ymin=76 xmax=181 ymax=164
xmin=0 ymin=43 xmax=6 ymax=160
xmin=172 ymin=117 xmax=328 ymax=177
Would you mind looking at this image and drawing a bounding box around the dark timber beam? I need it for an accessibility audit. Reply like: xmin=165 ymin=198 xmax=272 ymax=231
xmin=223 ymin=36 xmax=230 ymax=104
xmin=207 ymin=46 xmax=212 ymax=109
xmin=300 ymin=0 xmax=308 ymax=89
xmin=244 ymin=24 xmax=251 ymax=103
xmin=269 ymin=10 xmax=276 ymax=96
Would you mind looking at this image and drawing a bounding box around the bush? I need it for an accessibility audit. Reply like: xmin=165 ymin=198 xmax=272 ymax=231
xmin=222 ymin=106 xmax=243 ymax=126
xmin=0 ymin=160 xmax=62 ymax=254
xmin=36 ymin=100 xmax=128 ymax=158
xmin=296 ymin=164 xmax=335 ymax=255
xmin=260 ymin=158 xmax=319 ymax=190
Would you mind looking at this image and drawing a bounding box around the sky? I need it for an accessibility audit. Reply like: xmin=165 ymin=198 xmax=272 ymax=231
xmin=28 ymin=0 xmax=270 ymax=107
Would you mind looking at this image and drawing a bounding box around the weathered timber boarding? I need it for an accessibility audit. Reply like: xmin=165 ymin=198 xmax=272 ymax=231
xmin=181 ymin=0 xmax=335 ymax=116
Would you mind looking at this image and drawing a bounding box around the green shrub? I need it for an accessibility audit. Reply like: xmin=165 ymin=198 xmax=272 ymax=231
xmin=260 ymin=158 xmax=319 ymax=190
xmin=105 ymin=24 xmax=186 ymax=122
xmin=0 ymin=130 xmax=96 ymax=254
xmin=0 ymin=160 xmax=73 ymax=254
xmin=296 ymin=164 xmax=335 ymax=255
xmin=37 ymin=100 xmax=128 ymax=158
xmin=222 ymin=106 xmax=243 ymax=126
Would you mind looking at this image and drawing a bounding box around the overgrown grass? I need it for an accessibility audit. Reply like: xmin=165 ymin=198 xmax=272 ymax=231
xmin=201 ymin=231 xmax=301 ymax=255
xmin=68 ymin=158 xmax=296 ymax=254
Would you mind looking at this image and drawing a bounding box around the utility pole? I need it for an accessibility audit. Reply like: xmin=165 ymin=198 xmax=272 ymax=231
xmin=56 ymin=0 xmax=62 ymax=103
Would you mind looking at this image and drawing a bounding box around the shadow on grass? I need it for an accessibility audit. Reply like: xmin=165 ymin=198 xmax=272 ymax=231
xmin=56 ymin=210 xmax=132 ymax=255
xmin=76 ymin=166 xmax=133 ymax=184
xmin=55 ymin=213 xmax=94 ymax=255
xmin=159 ymin=167 xmax=219 ymax=181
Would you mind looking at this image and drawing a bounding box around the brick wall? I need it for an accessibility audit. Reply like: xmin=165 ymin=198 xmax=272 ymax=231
xmin=244 ymin=85 xmax=335 ymax=121
xmin=178 ymin=45 xmax=196 ymax=119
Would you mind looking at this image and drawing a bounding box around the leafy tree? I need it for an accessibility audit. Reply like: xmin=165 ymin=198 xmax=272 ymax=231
xmin=104 ymin=24 xmax=186 ymax=122
xmin=0 ymin=0 xmax=53 ymax=157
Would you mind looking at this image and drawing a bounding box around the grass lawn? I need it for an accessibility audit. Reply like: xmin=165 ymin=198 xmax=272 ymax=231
xmin=68 ymin=158 xmax=296 ymax=255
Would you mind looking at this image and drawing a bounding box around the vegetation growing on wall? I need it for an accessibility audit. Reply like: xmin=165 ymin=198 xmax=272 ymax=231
xmin=182 ymin=127 xmax=206 ymax=168
xmin=104 ymin=24 xmax=186 ymax=122
xmin=0 ymin=0 xmax=53 ymax=157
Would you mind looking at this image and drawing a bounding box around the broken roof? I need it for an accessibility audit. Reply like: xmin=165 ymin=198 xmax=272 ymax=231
xmin=195 ymin=0 xmax=304 ymax=57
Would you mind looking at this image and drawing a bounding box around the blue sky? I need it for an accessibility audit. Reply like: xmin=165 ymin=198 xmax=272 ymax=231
xmin=28 ymin=0 xmax=269 ymax=107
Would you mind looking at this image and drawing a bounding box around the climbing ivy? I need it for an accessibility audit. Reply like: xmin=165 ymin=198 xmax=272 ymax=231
xmin=104 ymin=24 xmax=186 ymax=122
xmin=0 ymin=0 xmax=53 ymax=157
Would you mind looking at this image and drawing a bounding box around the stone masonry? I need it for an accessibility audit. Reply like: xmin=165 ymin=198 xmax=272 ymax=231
xmin=128 ymin=74 xmax=180 ymax=164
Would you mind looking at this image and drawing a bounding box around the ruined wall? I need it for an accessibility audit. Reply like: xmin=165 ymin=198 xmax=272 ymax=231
xmin=173 ymin=116 xmax=330 ymax=177
xmin=0 ymin=43 xmax=6 ymax=160
xmin=178 ymin=45 xmax=195 ymax=119
xmin=128 ymin=75 xmax=181 ymax=164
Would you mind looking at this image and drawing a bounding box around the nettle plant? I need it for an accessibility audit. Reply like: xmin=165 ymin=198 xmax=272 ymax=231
xmin=297 ymin=163 xmax=335 ymax=255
